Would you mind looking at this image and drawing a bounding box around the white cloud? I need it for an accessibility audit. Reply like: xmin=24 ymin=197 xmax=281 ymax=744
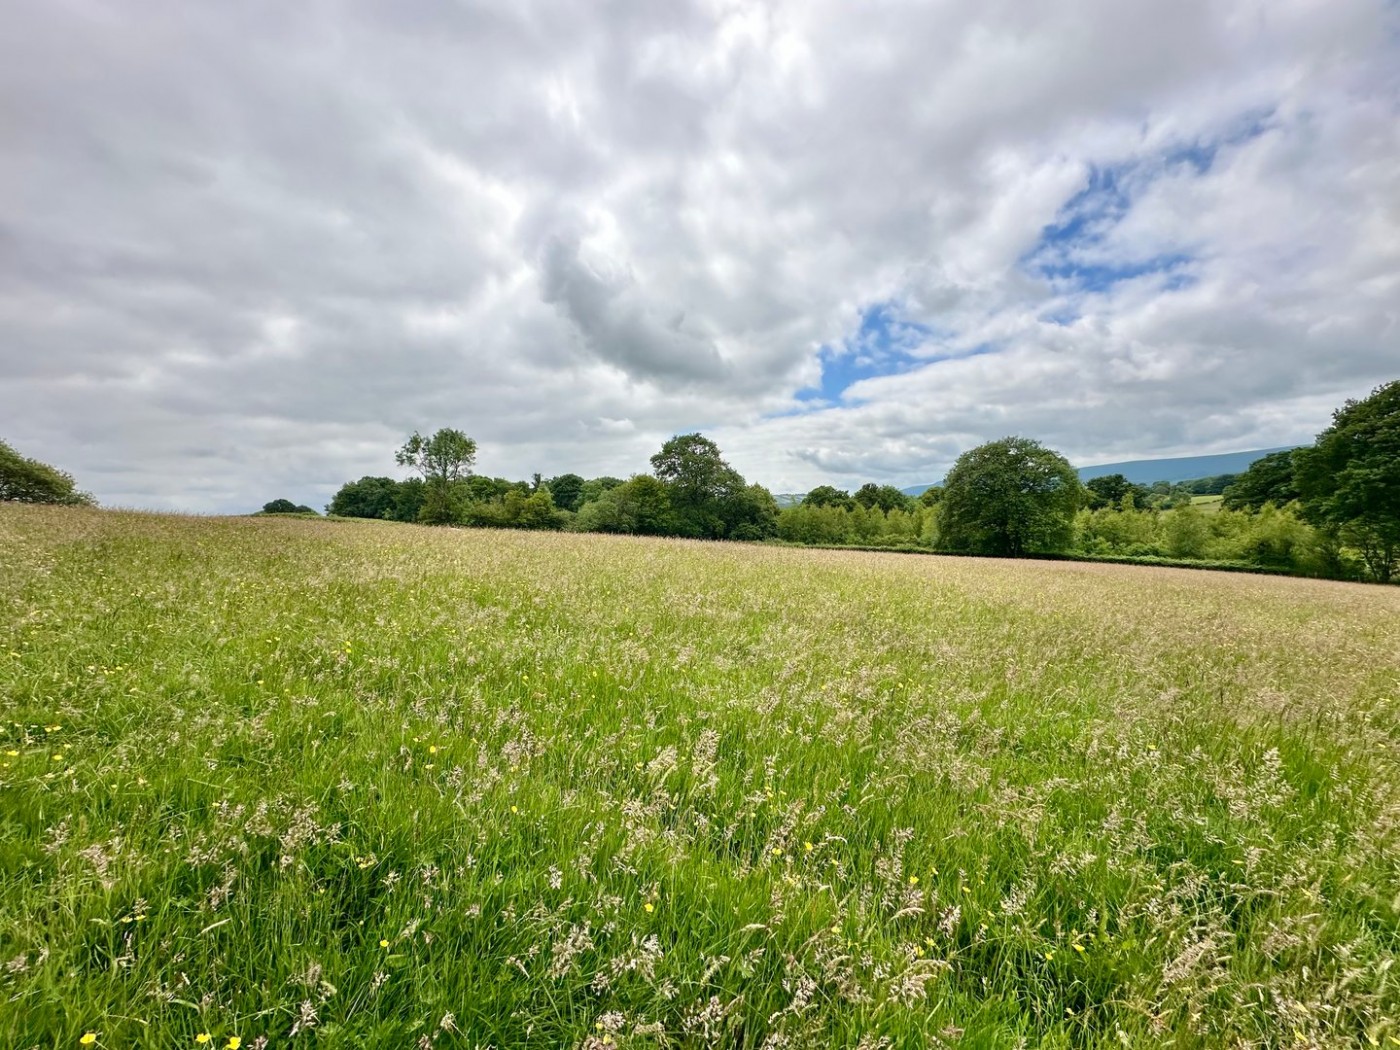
xmin=0 ymin=0 xmax=1395 ymax=508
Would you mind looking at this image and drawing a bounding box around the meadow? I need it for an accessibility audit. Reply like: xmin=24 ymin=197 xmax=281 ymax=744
xmin=2 ymin=506 xmax=1399 ymax=1049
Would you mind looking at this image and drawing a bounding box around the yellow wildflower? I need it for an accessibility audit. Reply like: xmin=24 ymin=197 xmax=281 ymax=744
xmin=379 ymin=938 xmax=390 ymax=948
xmin=908 ymin=875 xmax=920 ymax=886
xmin=643 ymin=902 xmax=654 ymax=913
xmin=80 ymin=1035 xmax=97 ymax=1046
xmin=196 ymin=1036 xmax=211 ymax=1046
xmin=227 ymin=1039 xmax=241 ymax=1050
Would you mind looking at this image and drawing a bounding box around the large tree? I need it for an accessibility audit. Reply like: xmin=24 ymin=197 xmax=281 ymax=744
xmin=939 ymin=437 xmax=1082 ymax=557
xmin=1294 ymin=380 xmax=1400 ymax=582
xmin=396 ymin=429 xmax=477 ymax=487
xmin=396 ymin=428 xmax=477 ymax=525
xmin=0 ymin=440 xmax=95 ymax=506
xmin=650 ymin=433 xmax=746 ymax=539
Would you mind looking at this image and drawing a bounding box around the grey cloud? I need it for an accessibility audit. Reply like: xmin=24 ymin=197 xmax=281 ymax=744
xmin=0 ymin=0 xmax=1396 ymax=509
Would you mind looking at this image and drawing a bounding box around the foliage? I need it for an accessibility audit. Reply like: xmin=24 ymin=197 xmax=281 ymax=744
xmin=546 ymin=473 xmax=586 ymax=513
xmin=1178 ymin=472 xmax=1239 ymax=496
xmin=327 ymin=476 xmax=401 ymax=520
xmin=395 ymin=428 xmax=478 ymax=487
xmin=574 ymin=475 xmax=675 ymax=535
xmin=0 ymin=440 xmax=95 ymax=506
xmin=853 ymin=482 xmax=912 ymax=513
xmin=778 ymin=502 xmax=937 ymax=549
xmin=1222 ymin=451 xmax=1298 ymax=511
xmin=649 ymin=433 xmax=746 ymax=539
xmin=802 ymin=485 xmax=854 ymax=510
xmin=1084 ymin=473 xmax=1150 ymax=510
xmin=260 ymin=499 xmax=317 ymax=515
xmin=1295 ymin=380 xmax=1400 ymax=582
xmin=939 ymin=437 xmax=1082 ymax=556
xmin=3 ymin=506 xmax=1399 ymax=1047
xmin=578 ymin=476 xmax=624 ymax=506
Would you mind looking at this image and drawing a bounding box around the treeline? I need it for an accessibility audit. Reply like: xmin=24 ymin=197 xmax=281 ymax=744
xmin=323 ymin=379 xmax=1398 ymax=583
xmin=327 ymin=430 xmax=782 ymax=540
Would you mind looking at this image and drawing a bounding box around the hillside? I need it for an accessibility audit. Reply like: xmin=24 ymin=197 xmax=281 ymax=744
xmin=3 ymin=505 xmax=1399 ymax=1047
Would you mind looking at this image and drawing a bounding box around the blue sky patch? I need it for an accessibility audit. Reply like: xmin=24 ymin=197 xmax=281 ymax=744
xmin=1024 ymin=115 xmax=1272 ymax=295
xmin=796 ymin=302 xmax=931 ymax=404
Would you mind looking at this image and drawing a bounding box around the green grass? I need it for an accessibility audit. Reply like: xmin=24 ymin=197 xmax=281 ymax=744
xmin=2 ymin=506 xmax=1399 ymax=1049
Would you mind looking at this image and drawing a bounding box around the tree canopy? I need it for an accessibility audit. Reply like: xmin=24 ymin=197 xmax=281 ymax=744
xmin=1294 ymin=381 xmax=1400 ymax=582
xmin=0 ymin=440 xmax=95 ymax=506
xmin=1222 ymin=451 xmax=1298 ymax=511
xmin=939 ymin=437 xmax=1082 ymax=556
xmin=1084 ymin=473 xmax=1150 ymax=511
xmin=396 ymin=429 xmax=477 ymax=487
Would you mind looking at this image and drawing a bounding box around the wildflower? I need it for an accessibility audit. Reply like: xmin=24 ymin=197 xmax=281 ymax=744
xmin=52 ymin=753 xmax=63 ymax=761
xmin=197 ymin=1036 xmax=211 ymax=1045
xmin=909 ymin=875 xmax=920 ymax=886
xmin=227 ymin=1039 xmax=241 ymax=1050
xmin=428 ymin=745 xmax=438 ymax=755
xmin=510 ymin=805 xmax=519 ymax=814
xmin=379 ymin=939 xmax=390 ymax=948
xmin=643 ymin=902 xmax=655 ymax=914
xmin=804 ymin=842 xmax=814 ymax=852
xmin=771 ymin=846 xmax=782 ymax=855
xmin=4 ymin=750 xmax=16 ymax=757
xmin=81 ymin=1035 xmax=97 ymax=1046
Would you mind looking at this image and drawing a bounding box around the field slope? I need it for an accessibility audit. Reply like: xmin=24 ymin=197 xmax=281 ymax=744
xmin=2 ymin=507 xmax=1399 ymax=1048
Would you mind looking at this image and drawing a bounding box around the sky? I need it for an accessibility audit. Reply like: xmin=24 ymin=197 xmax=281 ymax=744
xmin=2 ymin=0 xmax=1398 ymax=512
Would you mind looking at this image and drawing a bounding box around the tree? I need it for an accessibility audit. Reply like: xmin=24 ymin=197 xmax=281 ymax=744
xmin=1294 ymin=380 xmax=1400 ymax=582
xmin=259 ymin=498 xmax=318 ymax=515
xmin=724 ymin=484 xmax=781 ymax=540
xmin=578 ymin=476 xmax=624 ymax=506
xmin=546 ymin=473 xmax=586 ymax=513
xmin=650 ymin=433 xmax=745 ymax=539
xmin=918 ymin=486 xmax=943 ymax=507
xmin=328 ymin=476 xmax=399 ymax=519
xmin=396 ymin=428 xmax=476 ymax=527
xmin=1084 ymin=473 xmax=1150 ymax=511
xmin=853 ymin=482 xmax=911 ymax=513
xmin=576 ymin=475 xmax=674 ymax=535
xmin=396 ymin=429 xmax=477 ymax=487
xmin=803 ymin=485 xmax=854 ymax=510
xmin=1222 ymin=451 xmax=1298 ymax=511
xmin=939 ymin=437 xmax=1083 ymax=557
xmin=0 ymin=440 xmax=95 ymax=506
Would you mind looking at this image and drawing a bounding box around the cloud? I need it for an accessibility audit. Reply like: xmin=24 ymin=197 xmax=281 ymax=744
xmin=0 ymin=0 xmax=1396 ymax=509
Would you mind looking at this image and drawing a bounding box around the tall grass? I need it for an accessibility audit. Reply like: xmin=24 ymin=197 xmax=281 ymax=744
xmin=2 ymin=506 xmax=1398 ymax=1048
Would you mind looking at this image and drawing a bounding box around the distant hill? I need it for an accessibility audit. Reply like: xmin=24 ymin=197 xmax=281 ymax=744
xmin=1072 ymin=447 xmax=1299 ymax=485
xmin=896 ymin=446 xmax=1299 ymax=497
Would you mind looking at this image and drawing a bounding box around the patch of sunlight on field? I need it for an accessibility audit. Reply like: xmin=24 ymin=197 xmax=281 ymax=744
xmin=2 ymin=505 xmax=1399 ymax=1048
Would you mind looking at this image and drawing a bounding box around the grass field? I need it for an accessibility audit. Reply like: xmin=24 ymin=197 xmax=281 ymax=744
xmin=3 ymin=507 xmax=1400 ymax=1049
